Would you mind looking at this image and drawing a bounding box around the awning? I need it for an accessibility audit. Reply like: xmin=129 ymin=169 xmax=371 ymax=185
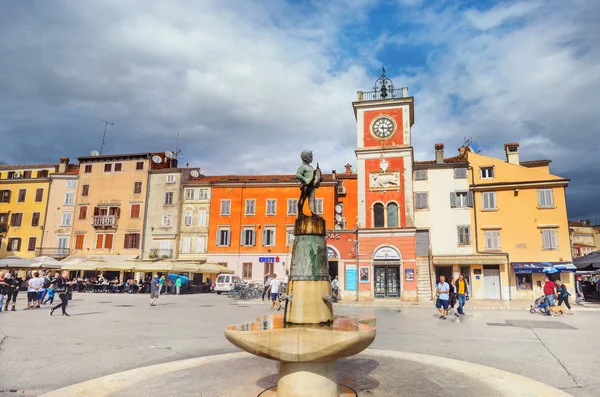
xmin=196 ymin=263 xmax=234 ymax=274
xmin=512 ymin=262 xmax=576 ymax=274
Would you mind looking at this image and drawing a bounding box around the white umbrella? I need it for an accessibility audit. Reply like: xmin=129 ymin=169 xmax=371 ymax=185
xmin=30 ymin=256 xmax=63 ymax=269
xmin=0 ymin=257 xmax=37 ymax=268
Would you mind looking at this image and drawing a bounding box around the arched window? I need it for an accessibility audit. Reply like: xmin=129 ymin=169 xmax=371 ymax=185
xmin=387 ymin=203 xmax=399 ymax=227
xmin=373 ymin=203 xmax=385 ymax=228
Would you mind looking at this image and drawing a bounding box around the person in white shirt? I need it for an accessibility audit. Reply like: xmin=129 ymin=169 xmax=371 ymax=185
xmin=282 ymin=270 xmax=289 ymax=295
xmin=26 ymin=271 xmax=43 ymax=310
xmin=267 ymin=273 xmax=281 ymax=311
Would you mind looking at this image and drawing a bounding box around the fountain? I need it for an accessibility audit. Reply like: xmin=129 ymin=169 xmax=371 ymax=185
xmin=225 ymin=150 xmax=376 ymax=397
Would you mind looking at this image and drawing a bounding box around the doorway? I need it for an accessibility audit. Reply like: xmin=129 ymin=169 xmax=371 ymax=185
xmin=328 ymin=260 xmax=338 ymax=281
xmin=374 ymin=265 xmax=400 ymax=298
xmin=435 ymin=266 xmax=453 ymax=283
xmin=459 ymin=266 xmax=471 ymax=285
xmin=483 ymin=265 xmax=501 ymax=299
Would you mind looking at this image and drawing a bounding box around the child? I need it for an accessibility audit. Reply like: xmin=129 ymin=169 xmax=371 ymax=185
xmin=43 ymin=285 xmax=55 ymax=305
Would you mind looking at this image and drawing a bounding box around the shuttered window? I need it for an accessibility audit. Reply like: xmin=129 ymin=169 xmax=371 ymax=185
xmin=82 ymin=185 xmax=90 ymax=196
xmin=198 ymin=210 xmax=207 ymax=226
xmin=0 ymin=190 xmax=11 ymax=203
xmin=18 ymin=189 xmax=26 ymax=202
xmin=35 ymin=188 xmax=44 ymax=202
xmin=266 ymin=199 xmax=276 ymax=215
xmin=28 ymin=237 xmax=37 ymax=252
xmin=287 ymin=199 xmax=298 ymax=215
xmin=184 ymin=210 xmax=193 ymax=225
xmin=450 ymin=191 xmax=472 ymax=208
xmin=96 ymin=234 xmax=104 ymax=249
xmin=481 ymin=192 xmax=497 ymax=210
xmin=245 ymin=199 xmax=256 ymax=215
xmin=216 ymin=229 xmax=231 ymax=246
xmin=241 ymin=229 xmax=255 ymax=246
xmin=10 ymin=213 xmax=22 ymax=227
xmin=114 ymin=163 xmax=122 ymax=172
xmin=457 ymin=226 xmax=471 ymax=245
xmin=220 ymin=200 xmax=231 ymax=215
xmin=181 ymin=237 xmax=191 ymax=253
xmin=84 ymin=165 xmax=92 ymax=173
xmin=130 ymin=204 xmax=141 ymax=219
xmin=7 ymin=238 xmax=21 ymax=251
xmin=31 ymin=212 xmax=40 ymax=227
xmin=454 ymin=168 xmax=468 ymax=179
xmin=315 ymin=198 xmax=323 ymax=215
xmin=484 ymin=230 xmax=500 ymax=250
xmin=79 ymin=206 xmax=88 ymax=220
xmin=104 ymin=234 xmax=114 ymax=249
xmin=124 ymin=233 xmax=139 ymax=249
xmin=75 ymin=234 xmax=84 ymax=250
xmin=136 ymin=161 xmax=144 ymax=170
xmin=195 ymin=236 xmax=206 ymax=253
xmin=537 ymin=189 xmax=554 ymax=208
xmin=262 ymin=228 xmax=275 ymax=246
xmin=415 ymin=192 xmax=429 ymax=209
xmin=541 ymin=229 xmax=558 ymax=250
xmin=133 ymin=182 xmax=142 ymax=194
xmin=64 ymin=192 xmax=74 ymax=205
xmin=414 ymin=169 xmax=427 ymax=180
xmin=61 ymin=212 xmax=72 ymax=226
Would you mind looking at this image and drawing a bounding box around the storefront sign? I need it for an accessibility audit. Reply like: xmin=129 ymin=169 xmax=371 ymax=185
xmin=359 ymin=266 xmax=369 ymax=283
xmin=327 ymin=233 xmax=340 ymax=240
xmin=259 ymin=256 xmax=280 ymax=263
xmin=474 ymin=269 xmax=482 ymax=275
xmin=373 ymin=247 xmax=400 ymax=261
xmin=345 ymin=265 xmax=357 ymax=291
xmin=405 ymin=268 xmax=414 ymax=282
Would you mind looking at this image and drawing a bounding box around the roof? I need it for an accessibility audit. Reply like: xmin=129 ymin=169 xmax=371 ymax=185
xmin=414 ymin=155 xmax=468 ymax=165
xmin=53 ymin=164 xmax=80 ymax=176
xmin=574 ymin=243 xmax=597 ymax=249
xmin=189 ymin=174 xmax=337 ymax=184
xmin=0 ymin=164 xmax=58 ymax=171
xmin=77 ymin=152 xmax=153 ymax=162
xmin=520 ymin=159 xmax=552 ymax=167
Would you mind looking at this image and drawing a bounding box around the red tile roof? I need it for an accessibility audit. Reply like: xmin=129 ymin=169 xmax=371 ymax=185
xmin=520 ymin=159 xmax=551 ymax=167
xmin=414 ymin=155 xmax=468 ymax=165
xmin=55 ymin=164 xmax=80 ymax=175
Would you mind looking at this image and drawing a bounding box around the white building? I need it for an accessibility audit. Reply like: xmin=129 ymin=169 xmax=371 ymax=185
xmin=178 ymin=179 xmax=211 ymax=266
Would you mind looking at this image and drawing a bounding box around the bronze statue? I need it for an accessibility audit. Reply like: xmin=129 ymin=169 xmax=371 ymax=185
xmin=296 ymin=150 xmax=321 ymax=217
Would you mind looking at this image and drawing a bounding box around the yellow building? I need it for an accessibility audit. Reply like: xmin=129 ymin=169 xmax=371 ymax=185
xmin=0 ymin=163 xmax=57 ymax=258
xmin=569 ymin=220 xmax=597 ymax=257
xmin=464 ymin=143 xmax=573 ymax=300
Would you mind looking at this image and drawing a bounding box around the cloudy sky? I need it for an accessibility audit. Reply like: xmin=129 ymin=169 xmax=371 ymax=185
xmin=0 ymin=0 xmax=598 ymax=221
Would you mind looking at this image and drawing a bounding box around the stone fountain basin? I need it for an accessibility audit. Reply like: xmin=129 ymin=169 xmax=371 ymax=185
xmin=225 ymin=314 xmax=376 ymax=363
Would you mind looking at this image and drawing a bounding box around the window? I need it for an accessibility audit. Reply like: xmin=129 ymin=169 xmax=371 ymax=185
xmin=266 ymin=199 xmax=276 ymax=215
xmin=164 ymin=192 xmax=174 ymax=205
xmin=516 ymin=274 xmax=532 ymax=290
xmin=451 ymin=191 xmax=472 ymax=208
xmin=387 ymin=203 xmax=399 ymax=227
xmin=79 ymin=206 xmax=88 ymax=220
xmin=8 ymin=238 xmax=21 ymax=251
xmin=10 ymin=213 xmax=22 ymax=227
xmin=130 ymin=204 xmax=141 ymax=219
xmin=245 ymin=199 xmax=256 ymax=215
xmin=315 ymin=198 xmax=323 ymax=215
xmin=185 ymin=189 xmax=195 ymax=200
xmin=181 ymin=237 xmax=191 ymax=253
xmin=37 ymin=170 xmax=49 ymax=178
xmin=75 ymin=234 xmax=84 ymax=250
xmin=84 ymin=165 xmax=92 ymax=173
xmin=61 ymin=212 xmax=73 ymax=227
xmin=23 ymin=171 xmax=32 ymax=179
xmin=264 ymin=262 xmax=274 ymax=276
xmin=35 ymin=188 xmax=44 ymax=202
xmin=480 ymin=167 xmax=494 ymax=179
xmin=198 ymin=209 xmax=207 ymax=226
xmin=243 ymin=263 xmax=252 ymax=279
xmin=18 ymin=189 xmax=26 ymax=202
xmin=31 ymin=212 xmax=40 ymax=226
xmin=484 ymin=230 xmax=500 ymax=250
xmin=184 ymin=210 xmax=193 ymax=226
xmin=104 ymin=163 xmax=112 ymax=172
xmin=198 ymin=189 xmax=208 ymax=200
xmin=166 ymin=174 xmax=176 ymax=184
xmin=454 ymin=168 xmax=468 ymax=179
xmin=124 ymin=233 xmax=140 ymax=249
xmin=415 ymin=192 xmax=428 ymax=209
xmin=136 ymin=161 xmax=144 ymax=170
xmin=286 ymin=228 xmax=294 ymax=246
xmin=133 ymin=181 xmax=142 ymax=194
xmin=241 ymin=229 xmax=256 ymax=246
xmin=457 ymin=226 xmax=471 ymax=245
xmin=262 ymin=228 xmax=275 ymax=246
xmin=66 ymin=180 xmax=76 ymax=189
xmin=7 ymin=172 xmax=14 ymax=179
xmin=216 ymin=228 xmax=231 ymax=246
xmin=287 ymin=199 xmax=298 ymax=215
xmin=27 ymin=237 xmax=37 ymax=252
xmin=220 ymin=200 xmax=231 ymax=215
xmin=161 ymin=213 xmax=173 ymax=227
xmin=373 ymin=203 xmax=385 ymax=227
xmin=414 ymin=169 xmax=427 ymax=180
xmin=481 ymin=192 xmax=497 ymax=210
xmin=58 ymin=236 xmax=69 ymax=252
xmin=542 ymin=229 xmax=558 ymax=250
xmin=538 ymin=189 xmax=554 ymax=208
xmin=64 ymin=192 xmax=74 ymax=205
xmin=195 ymin=236 xmax=206 ymax=253
xmin=111 ymin=162 xmax=121 ymax=172
xmin=0 ymin=190 xmax=11 ymax=203
xmin=96 ymin=234 xmax=114 ymax=249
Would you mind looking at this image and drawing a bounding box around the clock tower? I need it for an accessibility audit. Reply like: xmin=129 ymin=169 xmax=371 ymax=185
xmin=351 ymin=67 xmax=417 ymax=301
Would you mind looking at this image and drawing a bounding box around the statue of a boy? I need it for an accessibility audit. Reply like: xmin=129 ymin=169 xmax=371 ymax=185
xmin=296 ymin=150 xmax=322 ymax=217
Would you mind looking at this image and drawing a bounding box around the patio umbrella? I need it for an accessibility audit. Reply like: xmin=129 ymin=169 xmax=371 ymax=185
xmin=30 ymin=256 xmax=63 ymax=269
xmin=573 ymin=251 xmax=600 ymax=269
xmin=542 ymin=266 xmax=558 ymax=274
xmin=196 ymin=262 xmax=234 ymax=274
xmin=131 ymin=261 xmax=201 ymax=272
xmin=0 ymin=257 xmax=37 ymax=268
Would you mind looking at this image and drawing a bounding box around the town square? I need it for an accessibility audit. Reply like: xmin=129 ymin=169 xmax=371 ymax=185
xmin=1 ymin=0 xmax=600 ymax=396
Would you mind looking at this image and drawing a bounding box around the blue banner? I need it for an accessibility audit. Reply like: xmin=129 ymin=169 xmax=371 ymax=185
xmin=345 ymin=265 xmax=357 ymax=291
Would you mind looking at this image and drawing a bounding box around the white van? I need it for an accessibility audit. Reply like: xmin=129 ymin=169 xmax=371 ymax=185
xmin=215 ymin=274 xmax=243 ymax=294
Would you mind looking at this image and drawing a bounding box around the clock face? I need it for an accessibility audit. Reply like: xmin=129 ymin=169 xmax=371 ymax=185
xmin=371 ymin=117 xmax=396 ymax=139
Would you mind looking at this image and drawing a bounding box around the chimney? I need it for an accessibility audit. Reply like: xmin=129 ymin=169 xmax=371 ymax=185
xmin=331 ymin=170 xmax=337 ymax=179
xmin=344 ymin=163 xmax=352 ymax=175
xmin=58 ymin=158 xmax=69 ymax=173
xmin=435 ymin=143 xmax=444 ymax=164
xmin=504 ymin=143 xmax=520 ymax=165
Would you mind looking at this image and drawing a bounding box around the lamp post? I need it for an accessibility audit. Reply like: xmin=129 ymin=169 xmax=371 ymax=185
xmin=354 ymin=228 xmax=359 ymax=302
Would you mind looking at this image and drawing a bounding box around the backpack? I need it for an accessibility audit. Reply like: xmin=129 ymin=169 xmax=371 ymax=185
xmin=43 ymin=277 xmax=51 ymax=288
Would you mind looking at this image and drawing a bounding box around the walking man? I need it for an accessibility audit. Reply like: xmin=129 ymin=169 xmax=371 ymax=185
xmin=575 ymin=275 xmax=584 ymax=305
xmin=150 ymin=275 xmax=160 ymax=306
xmin=455 ymin=274 xmax=470 ymax=316
xmin=543 ymin=276 xmax=557 ymax=316
xmin=175 ymin=276 xmax=182 ymax=295
xmin=4 ymin=273 xmax=22 ymax=311
xmin=262 ymin=272 xmax=272 ymax=301
xmin=435 ymin=275 xmax=450 ymax=320
xmin=267 ymin=273 xmax=281 ymax=311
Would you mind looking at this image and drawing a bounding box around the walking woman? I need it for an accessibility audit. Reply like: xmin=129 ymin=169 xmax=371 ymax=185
xmin=555 ymin=280 xmax=573 ymax=315
xmin=448 ymin=276 xmax=457 ymax=312
xmin=50 ymin=270 xmax=72 ymax=317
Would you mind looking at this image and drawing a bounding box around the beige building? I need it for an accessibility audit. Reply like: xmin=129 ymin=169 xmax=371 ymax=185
xmin=178 ymin=178 xmax=211 ymax=262
xmin=70 ymin=152 xmax=175 ymax=259
xmin=570 ymin=219 xmax=598 ymax=257
xmin=40 ymin=158 xmax=80 ymax=259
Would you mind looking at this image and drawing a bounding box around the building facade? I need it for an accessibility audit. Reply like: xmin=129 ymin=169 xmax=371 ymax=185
xmin=569 ymin=220 xmax=598 ymax=257
xmin=0 ymin=163 xmax=57 ymax=258
xmin=178 ymin=178 xmax=211 ymax=263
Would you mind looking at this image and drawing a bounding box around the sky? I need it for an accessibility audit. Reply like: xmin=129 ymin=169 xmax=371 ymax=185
xmin=0 ymin=0 xmax=598 ymax=221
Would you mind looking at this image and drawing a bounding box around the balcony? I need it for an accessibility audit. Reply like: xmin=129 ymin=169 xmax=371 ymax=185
xmin=36 ymin=247 xmax=70 ymax=259
xmin=93 ymin=215 xmax=117 ymax=228
xmin=356 ymin=67 xmax=409 ymax=102
xmin=148 ymin=248 xmax=173 ymax=259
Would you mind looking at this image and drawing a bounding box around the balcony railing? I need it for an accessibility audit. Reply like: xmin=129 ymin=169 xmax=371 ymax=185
xmin=36 ymin=247 xmax=70 ymax=259
xmin=357 ymin=87 xmax=408 ymax=102
xmin=148 ymin=248 xmax=173 ymax=259
xmin=93 ymin=215 xmax=117 ymax=228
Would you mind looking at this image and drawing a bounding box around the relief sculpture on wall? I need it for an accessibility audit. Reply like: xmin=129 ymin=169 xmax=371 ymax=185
xmin=369 ymin=172 xmax=401 ymax=190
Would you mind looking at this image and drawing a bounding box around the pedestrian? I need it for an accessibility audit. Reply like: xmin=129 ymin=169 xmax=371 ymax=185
xmin=150 ymin=275 xmax=160 ymax=306
xmin=4 ymin=273 xmax=22 ymax=311
xmin=43 ymin=285 xmax=55 ymax=305
xmin=282 ymin=269 xmax=289 ymax=295
xmin=26 ymin=271 xmax=43 ymax=310
xmin=435 ymin=275 xmax=450 ymax=320
xmin=454 ymin=274 xmax=470 ymax=316
xmin=267 ymin=273 xmax=281 ymax=311
xmin=0 ymin=271 xmax=7 ymax=312
xmin=175 ymin=276 xmax=182 ymax=295
xmin=543 ymin=276 xmax=557 ymax=316
xmin=262 ymin=272 xmax=272 ymax=301
xmin=38 ymin=271 xmax=50 ymax=304
xmin=50 ymin=271 xmax=72 ymax=316
xmin=331 ymin=275 xmax=339 ymax=302
xmin=575 ymin=275 xmax=584 ymax=305
xmin=555 ymin=280 xmax=573 ymax=315
xmin=158 ymin=273 xmax=164 ymax=296
xmin=448 ymin=276 xmax=457 ymax=312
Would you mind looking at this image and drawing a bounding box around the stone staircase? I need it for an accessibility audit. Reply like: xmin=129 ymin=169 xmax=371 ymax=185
xmin=416 ymin=258 xmax=433 ymax=302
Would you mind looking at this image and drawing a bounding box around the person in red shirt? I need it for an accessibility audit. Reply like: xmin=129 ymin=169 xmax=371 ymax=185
xmin=543 ymin=276 xmax=557 ymax=316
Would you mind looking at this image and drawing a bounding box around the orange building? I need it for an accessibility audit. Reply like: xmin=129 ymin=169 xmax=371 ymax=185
xmin=203 ymin=169 xmax=356 ymax=283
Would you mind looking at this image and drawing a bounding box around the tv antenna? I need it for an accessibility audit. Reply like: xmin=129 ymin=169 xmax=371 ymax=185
xmin=95 ymin=118 xmax=115 ymax=155
xmin=171 ymin=133 xmax=183 ymax=160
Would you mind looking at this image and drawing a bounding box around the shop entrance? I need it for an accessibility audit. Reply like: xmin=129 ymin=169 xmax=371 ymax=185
xmin=374 ymin=266 xmax=400 ymax=298
xmin=483 ymin=265 xmax=501 ymax=299
xmin=434 ymin=265 xmax=453 ymax=282
xmin=328 ymin=261 xmax=338 ymax=281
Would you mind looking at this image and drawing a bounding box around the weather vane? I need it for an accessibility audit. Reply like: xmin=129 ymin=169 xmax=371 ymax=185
xmin=373 ymin=65 xmax=396 ymax=99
